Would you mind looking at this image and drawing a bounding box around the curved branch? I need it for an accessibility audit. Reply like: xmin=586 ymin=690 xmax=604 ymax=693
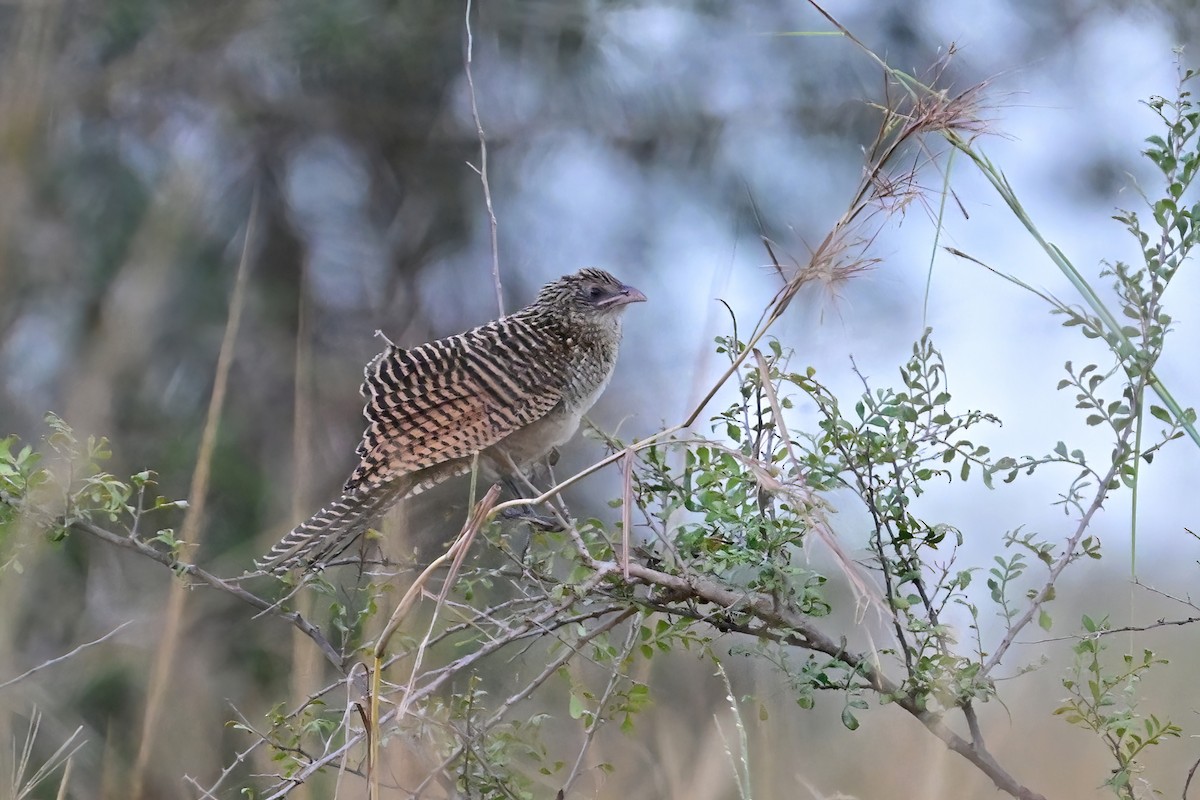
xmin=620 ymin=561 xmax=1047 ymax=800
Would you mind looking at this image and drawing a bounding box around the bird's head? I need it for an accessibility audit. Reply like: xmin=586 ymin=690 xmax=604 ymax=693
xmin=535 ymin=268 xmax=646 ymax=328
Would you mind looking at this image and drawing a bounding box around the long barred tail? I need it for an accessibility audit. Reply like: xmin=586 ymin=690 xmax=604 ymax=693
xmin=258 ymin=479 xmax=409 ymax=574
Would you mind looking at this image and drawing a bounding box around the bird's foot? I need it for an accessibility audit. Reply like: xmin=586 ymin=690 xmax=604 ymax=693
xmin=498 ymin=505 xmax=565 ymax=532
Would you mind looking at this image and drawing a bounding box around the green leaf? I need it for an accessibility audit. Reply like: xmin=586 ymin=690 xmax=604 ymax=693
xmin=840 ymin=706 xmax=860 ymax=731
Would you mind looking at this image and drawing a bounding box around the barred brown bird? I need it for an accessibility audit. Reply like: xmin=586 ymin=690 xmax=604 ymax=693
xmin=260 ymin=268 xmax=646 ymax=572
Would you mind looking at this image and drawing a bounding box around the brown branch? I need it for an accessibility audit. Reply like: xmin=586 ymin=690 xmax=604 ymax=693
xmin=411 ymin=607 xmax=638 ymax=798
xmin=70 ymin=519 xmax=345 ymax=670
xmin=260 ymin=565 xmax=618 ymax=798
xmin=618 ymin=561 xmax=1047 ymax=800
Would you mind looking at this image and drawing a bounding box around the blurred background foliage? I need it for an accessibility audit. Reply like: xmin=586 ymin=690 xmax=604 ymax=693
xmin=3 ymin=0 xmax=1200 ymax=798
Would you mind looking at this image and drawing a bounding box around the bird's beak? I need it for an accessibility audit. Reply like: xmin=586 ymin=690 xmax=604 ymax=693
xmin=602 ymin=284 xmax=647 ymax=307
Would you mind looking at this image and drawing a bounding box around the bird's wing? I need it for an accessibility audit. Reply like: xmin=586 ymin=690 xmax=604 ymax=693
xmin=344 ymin=319 xmax=568 ymax=492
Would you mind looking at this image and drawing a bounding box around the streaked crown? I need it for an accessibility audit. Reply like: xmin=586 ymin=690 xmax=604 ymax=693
xmin=533 ymin=268 xmax=647 ymax=317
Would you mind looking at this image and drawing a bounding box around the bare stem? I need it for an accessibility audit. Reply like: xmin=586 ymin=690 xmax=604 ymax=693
xmin=463 ymin=0 xmax=503 ymax=315
xmin=0 ymin=620 xmax=134 ymax=692
xmin=982 ymin=455 xmax=1123 ymax=677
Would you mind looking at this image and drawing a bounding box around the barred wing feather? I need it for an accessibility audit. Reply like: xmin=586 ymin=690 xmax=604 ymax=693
xmin=345 ymin=320 xmax=568 ymax=492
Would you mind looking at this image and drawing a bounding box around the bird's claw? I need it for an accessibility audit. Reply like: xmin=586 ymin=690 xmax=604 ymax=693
xmin=498 ymin=506 xmax=565 ymax=532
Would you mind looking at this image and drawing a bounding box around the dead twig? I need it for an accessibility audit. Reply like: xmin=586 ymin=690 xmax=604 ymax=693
xmin=0 ymin=620 xmax=134 ymax=692
xmin=463 ymin=0 xmax=503 ymax=315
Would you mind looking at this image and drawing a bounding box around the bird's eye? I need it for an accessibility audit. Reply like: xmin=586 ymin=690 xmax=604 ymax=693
xmin=586 ymin=286 xmax=606 ymax=300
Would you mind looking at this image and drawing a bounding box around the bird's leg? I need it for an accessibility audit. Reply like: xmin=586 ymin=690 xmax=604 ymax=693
xmin=496 ymin=453 xmax=565 ymax=532
xmin=497 ymin=482 xmax=564 ymax=531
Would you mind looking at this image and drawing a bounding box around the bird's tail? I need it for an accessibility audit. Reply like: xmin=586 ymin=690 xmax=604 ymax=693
xmin=258 ymin=479 xmax=409 ymax=574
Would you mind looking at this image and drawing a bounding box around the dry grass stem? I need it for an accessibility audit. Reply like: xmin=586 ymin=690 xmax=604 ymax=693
xmin=130 ymin=186 xmax=258 ymax=800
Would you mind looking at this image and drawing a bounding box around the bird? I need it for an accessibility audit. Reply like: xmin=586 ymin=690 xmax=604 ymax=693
xmin=259 ymin=267 xmax=646 ymax=573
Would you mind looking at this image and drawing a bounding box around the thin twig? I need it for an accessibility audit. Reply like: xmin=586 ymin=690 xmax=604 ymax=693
xmin=1183 ymin=754 xmax=1200 ymax=799
xmin=260 ymin=566 xmax=618 ymax=798
xmin=560 ymin=614 xmax=642 ymax=796
xmin=0 ymin=620 xmax=134 ymax=691
xmin=1020 ymin=616 xmax=1200 ymax=644
xmin=1132 ymin=579 xmax=1200 ymax=611
xmin=71 ymin=518 xmax=344 ymax=669
xmin=982 ymin=455 xmax=1124 ymax=677
xmin=412 ymin=607 xmax=637 ymax=798
xmin=463 ymin=0 xmax=503 ymax=315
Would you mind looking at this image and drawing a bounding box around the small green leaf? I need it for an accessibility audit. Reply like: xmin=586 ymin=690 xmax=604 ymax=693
xmin=841 ymin=706 xmax=860 ymax=731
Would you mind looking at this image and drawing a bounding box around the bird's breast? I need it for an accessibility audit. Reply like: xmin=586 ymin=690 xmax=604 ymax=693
xmin=480 ymin=334 xmax=619 ymax=475
xmin=481 ymin=402 xmax=581 ymax=480
xmin=561 ymin=332 xmax=620 ymax=413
